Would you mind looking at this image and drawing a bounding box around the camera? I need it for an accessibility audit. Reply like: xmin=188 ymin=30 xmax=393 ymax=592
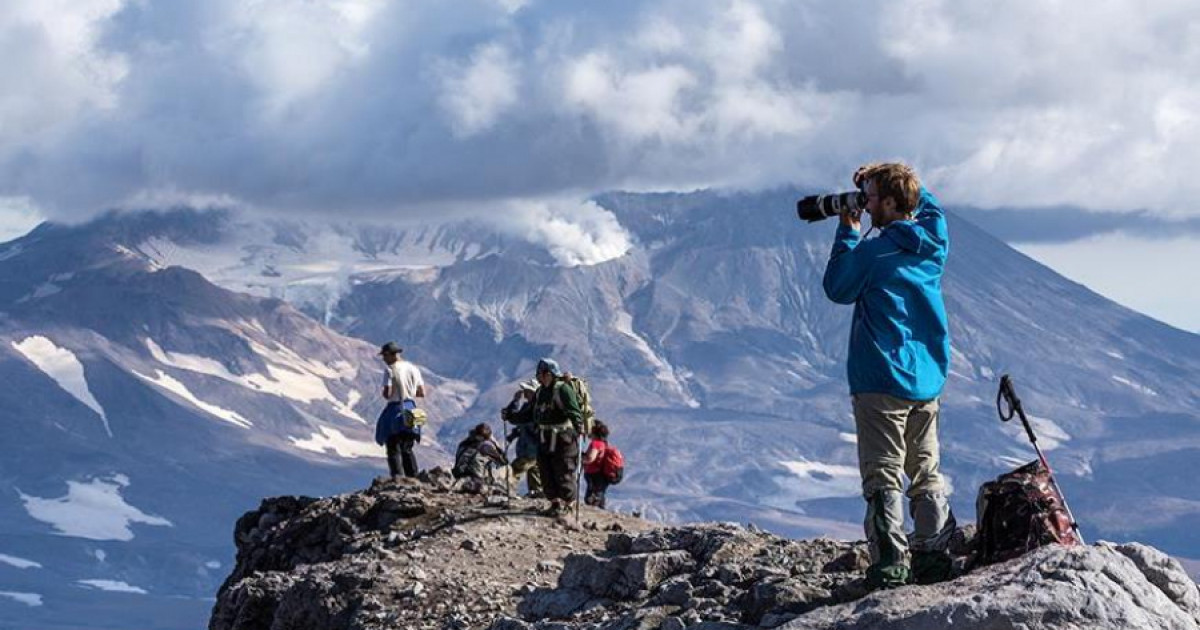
xmin=796 ymin=191 xmax=867 ymax=223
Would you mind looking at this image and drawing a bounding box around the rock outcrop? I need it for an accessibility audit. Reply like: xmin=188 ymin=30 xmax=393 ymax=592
xmin=210 ymin=475 xmax=1200 ymax=630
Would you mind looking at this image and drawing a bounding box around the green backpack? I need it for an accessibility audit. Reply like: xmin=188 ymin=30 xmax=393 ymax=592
xmin=554 ymin=374 xmax=595 ymax=436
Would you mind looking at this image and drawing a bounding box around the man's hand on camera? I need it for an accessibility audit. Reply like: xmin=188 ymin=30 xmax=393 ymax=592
xmin=840 ymin=208 xmax=863 ymax=231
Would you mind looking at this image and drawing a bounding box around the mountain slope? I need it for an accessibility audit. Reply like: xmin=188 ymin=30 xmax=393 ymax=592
xmin=0 ymin=215 xmax=473 ymax=630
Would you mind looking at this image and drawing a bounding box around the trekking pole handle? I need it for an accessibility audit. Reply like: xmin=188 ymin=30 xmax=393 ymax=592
xmin=997 ymin=374 xmax=1038 ymax=445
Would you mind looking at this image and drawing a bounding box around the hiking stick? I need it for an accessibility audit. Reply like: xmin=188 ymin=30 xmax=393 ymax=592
xmin=502 ymin=415 xmax=512 ymax=501
xmin=575 ymin=432 xmax=582 ymax=524
xmin=997 ymin=374 xmax=1085 ymax=544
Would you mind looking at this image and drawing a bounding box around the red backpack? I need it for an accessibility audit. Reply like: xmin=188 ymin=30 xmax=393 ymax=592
xmin=600 ymin=443 xmax=624 ymax=484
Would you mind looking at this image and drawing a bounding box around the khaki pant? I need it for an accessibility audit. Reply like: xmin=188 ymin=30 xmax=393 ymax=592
xmin=510 ymin=456 xmax=543 ymax=495
xmin=853 ymin=393 xmax=954 ymax=566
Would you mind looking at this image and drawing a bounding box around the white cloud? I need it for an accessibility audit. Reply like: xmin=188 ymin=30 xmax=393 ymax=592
xmin=18 ymin=474 xmax=173 ymax=541
xmin=493 ymin=198 xmax=632 ymax=267
xmin=220 ymin=0 xmax=384 ymax=115
xmin=0 ymin=197 xmax=44 ymax=243
xmin=0 ymin=0 xmax=128 ymax=145
xmin=2 ymin=0 xmax=1200 ymax=220
xmin=438 ymin=43 xmax=520 ymax=137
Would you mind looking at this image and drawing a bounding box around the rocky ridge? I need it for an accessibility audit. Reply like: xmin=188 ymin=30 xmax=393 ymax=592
xmin=210 ymin=475 xmax=1200 ymax=630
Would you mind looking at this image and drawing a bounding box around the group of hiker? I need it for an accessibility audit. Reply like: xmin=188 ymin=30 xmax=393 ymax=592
xmin=374 ymin=347 xmax=624 ymax=517
xmin=368 ymin=161 xmax=1034 ymax=590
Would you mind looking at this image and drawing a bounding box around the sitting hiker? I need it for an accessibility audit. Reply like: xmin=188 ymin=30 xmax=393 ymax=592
xmin=582 ymin=421 xmax=613 ymax=509
xmin=453 ymin=423 xmax=507 ymax=493
xmin=504 ymin=380 xmax=544 ymax=498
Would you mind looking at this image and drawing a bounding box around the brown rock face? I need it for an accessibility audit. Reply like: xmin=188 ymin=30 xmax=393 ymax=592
xmin=209 ymin=474 xmax=1200 ymax=630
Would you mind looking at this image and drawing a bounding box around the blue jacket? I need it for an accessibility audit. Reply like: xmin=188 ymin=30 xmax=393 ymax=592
xmin=375 ymin=399 xmax=420 ymax=445
xmin=822 ymin=188 xmax=950 ymax=401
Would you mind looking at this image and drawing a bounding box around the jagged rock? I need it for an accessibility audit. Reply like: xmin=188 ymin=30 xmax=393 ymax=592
xmin=559 ymin=550 xmax=695 ymax=599
xmin=210 ymin=481 xmax=1200 ymax=630
xmin=780 ymin=542 xmax=1200 ymax=630
xmin=363 ymin=494 xmax=427 ymax=530
xmin=742 ymin=578 xmax=831 ymax=623
xmin=515 ymin=586 xmax=601 ymax=619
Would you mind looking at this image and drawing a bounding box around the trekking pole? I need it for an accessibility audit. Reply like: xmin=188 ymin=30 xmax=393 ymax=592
xmin=575 ymin=432 xmax=583 ymax=524
xmin=502 ymin=416 xmax=512 ymax=502
xmin=997 ymin=374 xmax=1085 ymax=544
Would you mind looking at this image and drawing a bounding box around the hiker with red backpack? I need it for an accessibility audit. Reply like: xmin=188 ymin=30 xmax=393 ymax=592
xmin=582 ymin=421 xmax=624 ymax=509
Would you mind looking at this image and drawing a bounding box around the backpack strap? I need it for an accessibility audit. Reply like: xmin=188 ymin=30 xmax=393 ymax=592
xmin=551 ymin=380 xmax=567 ymax=411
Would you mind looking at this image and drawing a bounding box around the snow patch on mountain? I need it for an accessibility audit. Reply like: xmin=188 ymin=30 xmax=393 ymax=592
xmin=144 ymin=338 xmax=362 ymax=421
xmin=289 ymin=426 xmax=381 ymax=459
xmin=11 ymin=336 xmax=111 ymax=437
xmin=17 ymin=281 xmax=63 ymax=302
xmin=612 ymin=310 xmax=699 ymax=407
xmin=18 ymin=474 xmax=172 ymax=541
xmin=0 ymin=592 xmax=42 ymax=607
xmin=77 ymin=579 xmax=147 ymax=594
xmin=766 ymin=459 xmax=861 ymax=508
xmin=133 ymin=369 xmax=253 ymax=428
xmin=1112 ymin=375 xmax=1159 ymax=397
xmin=1014 ymin=414 xmax=1071 ymax=451
xmin=0 ymin=242 xmax=24 ymax=261
xmin=0 ymin=553 xmax=41 ymax=569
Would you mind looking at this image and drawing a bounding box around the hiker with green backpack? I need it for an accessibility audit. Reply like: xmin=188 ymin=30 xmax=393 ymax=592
xmin=501 ymin=358 xmax=585 ymax=518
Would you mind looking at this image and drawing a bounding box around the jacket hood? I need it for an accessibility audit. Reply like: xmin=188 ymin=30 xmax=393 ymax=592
xmin=884 ymin=220 xmax=939 ymax=257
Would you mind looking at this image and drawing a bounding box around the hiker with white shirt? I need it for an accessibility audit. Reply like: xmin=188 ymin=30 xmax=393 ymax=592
xmin=373 ymin=341 xmax=427 ymax=479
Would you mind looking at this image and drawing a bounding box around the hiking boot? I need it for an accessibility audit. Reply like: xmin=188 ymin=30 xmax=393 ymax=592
xmin=865 ymin=563 xmax=911 ymax=590
xmin=542 ymin=501 xmax=564 ymax=517
xmin=912 ymin=550 xmax=953 ymax=585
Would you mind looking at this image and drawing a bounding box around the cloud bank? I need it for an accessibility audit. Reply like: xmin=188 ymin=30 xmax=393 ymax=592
xmin=2 ymin=0 xmax=1199 ymax=226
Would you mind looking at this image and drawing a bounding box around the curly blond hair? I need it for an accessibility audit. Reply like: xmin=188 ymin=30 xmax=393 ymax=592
xmin=855 ymin=162 xmax=921 ymax=216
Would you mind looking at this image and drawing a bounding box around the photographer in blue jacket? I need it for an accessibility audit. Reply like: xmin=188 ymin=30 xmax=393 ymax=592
xmin=822 ymin=162 xmax=956 ymax=589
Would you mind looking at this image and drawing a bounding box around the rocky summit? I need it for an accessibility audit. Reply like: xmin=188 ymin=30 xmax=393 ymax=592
xmin=209 ymin=475 xmax=1200 ymax=630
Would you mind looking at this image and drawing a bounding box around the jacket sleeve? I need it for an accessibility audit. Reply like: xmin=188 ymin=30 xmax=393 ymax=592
xmin=822 ymin=224 xmax=872 ymax=304
xmin=913 ymin=187 xmax=949 ymax=259
xmin=480 ymin=441 xmax=506 ymax=464
xmin=505 ymin=400 xmax=533 ymax=425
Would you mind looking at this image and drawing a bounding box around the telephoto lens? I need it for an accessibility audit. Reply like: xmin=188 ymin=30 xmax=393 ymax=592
xmin=796 ymin=191 xmax=867 ymax=223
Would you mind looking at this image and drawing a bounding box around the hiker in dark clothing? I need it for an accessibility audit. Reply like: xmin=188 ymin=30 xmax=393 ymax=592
xmin=373 ymin=341 xmax=426 ymax=479
xmin=504 ymin=380 xmax=544 ymax=497
xmin=453 ymin=423 xmax=507 ymax=493
xmin=502 ymin=358 xmax=581 ymax=517
xmin=582 ymin=421 xmax=612 ymax=509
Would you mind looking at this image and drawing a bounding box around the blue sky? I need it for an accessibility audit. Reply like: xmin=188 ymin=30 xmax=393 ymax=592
xmin=1 ymin=0 xmax=1197 ymax=330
